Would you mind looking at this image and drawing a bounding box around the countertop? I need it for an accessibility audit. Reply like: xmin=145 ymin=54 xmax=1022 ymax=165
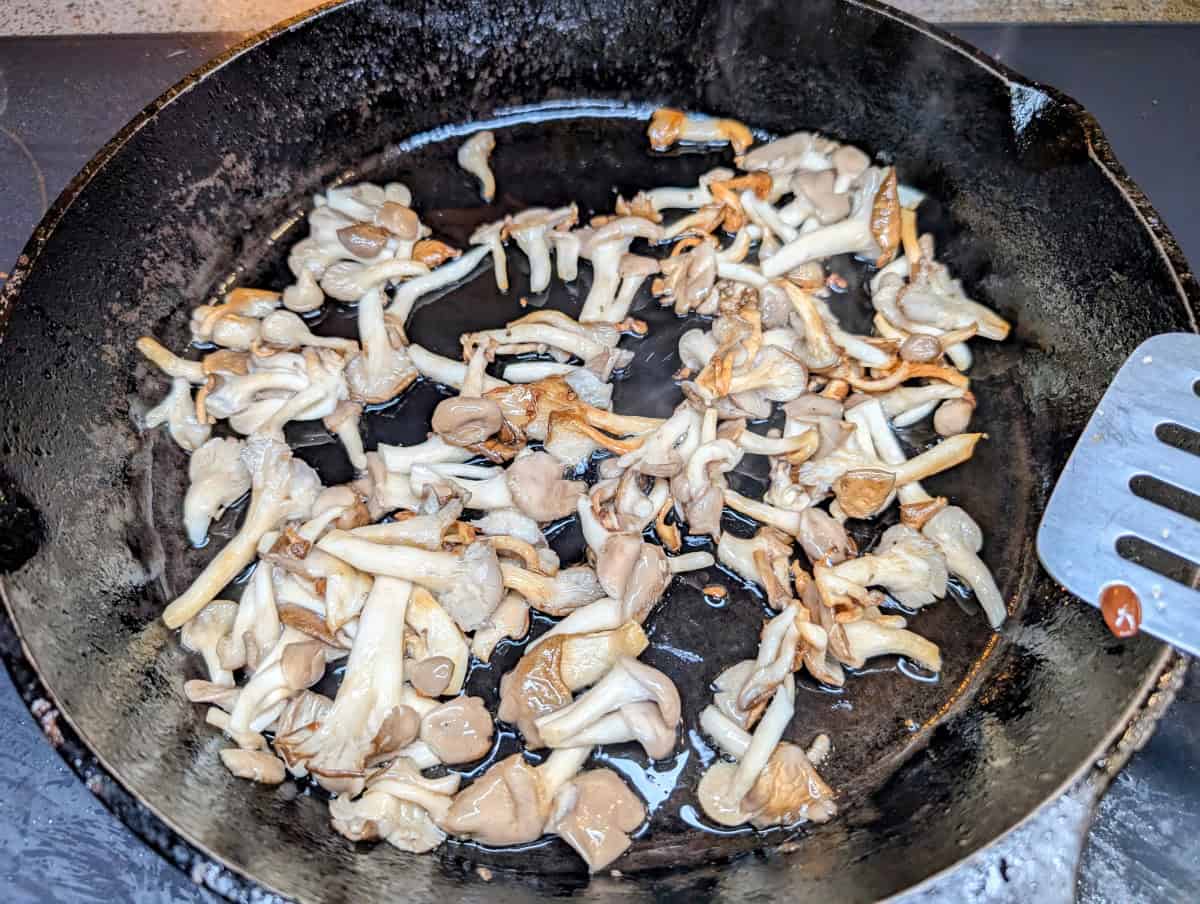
xmin=1 ymin=19 xmax=1199 ymax=904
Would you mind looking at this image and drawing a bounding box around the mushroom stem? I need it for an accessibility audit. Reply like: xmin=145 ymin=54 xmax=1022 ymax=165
xmin=700 ymin=704 xmax=751 ymax=759
xmin=137 ymin=336 xmax=205 ymax=383
xmin=668 ymin=552 xmax=715 ymax=573
xmin=726 ymin=676 xmax=794 ymax=805
xmin=388 ymin=244 xmax=491 ymax=338
xmin=408 ymin=343 xmax=508 ymax=392
xmin=892 ymin=433 xmax=983 ymax=486
xmin=722 ymin=489 xmax=802 ymax=536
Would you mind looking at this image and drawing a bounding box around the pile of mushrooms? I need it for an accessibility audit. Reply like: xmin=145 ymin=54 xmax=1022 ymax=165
xmin=137 ymin=108 xmax=1009 ymax=876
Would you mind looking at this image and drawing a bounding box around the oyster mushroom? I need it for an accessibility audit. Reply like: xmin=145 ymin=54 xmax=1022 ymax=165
xmin=547 ymin=769 xmax=646 ymax=872
xmin=183 ymin=437 xmax=250 ymax=547
xmin=419 ymin=696 xmax=493 ymax=763
xmin=316 ymin=530 xmax=502 ymax=632
xmin=406 ymin=587 xmax=469 ymax=695
xmin=377 ymin=433 xmax=476 ymax=475
xmin=840 ymin=614 xmax=942 ymax=672
xmin=580 ymin=216 xmax=666 ymax=323
xmin=545 ymin=698 xmax=678 ymax=760
xmin=853 ymin=401 xmax=1005 ymax=626
xmin=387 ymin=244 xmax=492 ymax=337
xmin=498 ymin=622 xmax=648 ymax=746
xmin=347 ymin=499 xmax=462 ymax=550
xmin=273 ymin=577 xmax=415 ymax=794
xmin=163 ymin=436 xmax=320 ymax=629
xmin=323 ymin=401 xmax=367 ymax=472
xmin=762 ymin=167 xmax=900 ymax=277
xmin=329 ymin=757 xmax=461 ymax=853
xmin=259 ymin=310 xmax=358 ymax=354
xmin=345 ymin=288 xmax=418 ymax=403
xmin=535 ymin=656 xmax=681 ymax=748
xmin=225 ymin=627 xmax=332 ymax=743
xmin=457 ymin=130 xmax=497 ymax=201
xmin=698 ymin=675 xmax=836 ymax=829
xmin=144 ymin=377 xmax=211 ymax=451
xmin=319 ymin=258 xmax=429 ymax=303
xmin=182 ymin=600 xmax=239 ymax=686
xmin=501 ymin=563 xmax=605 ymax=616
xmin=505 ymin=450 xmax=587 ymax=521
xmin=470 ymin=592 xmax=531 ymax=662
xmin=282 ymin=269 xmax=324 ymax=314
xmin=716 ymin=527 xmax=794 ymax=608
xmin=136 ymin=336 xmax=205 ymax=384
xmin=219 ymin=748 xmax=287 ymax=784
xmin=507 ymin=205 xmax=578 ymax=293
xmin=217 ymin=559 xmax=280 ymax=673
xmin=442 ymin=746 xmax=592 ymax=846
xmin=470 ymin=219 xmax=510 ymax=293
xmin=647 ymin=107 xmax=753 ymax=154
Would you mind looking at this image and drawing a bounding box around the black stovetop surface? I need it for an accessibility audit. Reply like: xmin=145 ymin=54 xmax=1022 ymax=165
xmin=0 ymin=24 xmax=1197 ymax=904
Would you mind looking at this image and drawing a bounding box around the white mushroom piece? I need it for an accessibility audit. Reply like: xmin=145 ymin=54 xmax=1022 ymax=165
xmin=329 ymin=757 xmax=461 ymax=853
xmin=697 ymin=682 xmax=836 ymax=829
xmin=457 ymin=130 xmax=497 ymax=201
xmin=163 ymin=436 xmax=321 ymax=629
xmin=579 ymin=217 xmax=666 ymax=323
xmin=406 ymin=342 xmax=508 ymax=392
xmin=258 ymin=310 xmax=359 ymax=354
xmin=182 ymin=437 xmax=250 ymax=547
xmin=442 ymin=746 xmax=592 ymax=846
xmin=319 ymin=258 xmax=429 ymax=303
xmin=316 ymin=530 xmax=503 ymax=632
xmin=507 ymin=204 xmax=578 ymax=293
xmin=470 ymin=218 xmax=510 ymax=293
xmin=500 ymin=563 xmax=605 ymax=616
xmin=190 ymin=288 xmax=281 ymax=351
xmin=386 ymin=244 xmax=493 ymax=338
xmin=224 ymin=627 xmax=333 ymax=747
xmin=855 ymin=398 xmax=1006 ymax=627
xmin=647 ymin=107 xmax=753 ymax=154
xmin=217 ymin=558 xmax=280 ymax=673
xmin=534 ymin=656 xmax=681 ymax=751
xmin=181 ymin=600 xmax=239 ymax=686
xmin=761 ymin=166 xmax=900 ymax=277
xmin=546 ymin=769 xmax=646 ymax=872
xmin=462 ymin=309 xmax=635 ymax=378
xmin=498 ymin=622 xmax=648 ymax=746
xmin=716 ymin=527 xmax=795 ymax=608
xmin=405 ymin=587 xmax=469 ymax=696
xmin=470 ymin=592 xmax=531 ymax=662
xmin=143 ymin=377 xmax=211 ymax=452
xmin=274 ymin=577 xmax=418 ymax=794
xmin=344 ymin=287 xmax=418 ymax=404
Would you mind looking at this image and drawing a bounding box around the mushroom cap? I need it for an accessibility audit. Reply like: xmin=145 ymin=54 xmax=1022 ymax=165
xmin=549 ymin=769 xmax=645 ymax=872
xmin=437 ymin=541 xmax=503 ymax=632
xmin=410 ymin=655 xmax=455 ymax=697
xmin=180 ymin=600 xmax=239 ymax=653
xmin=697 ymin=760 xmax=754 ymax=826
xmin=506 ymin=451 xmax=587 ymax=522
xmin=441 ymin=753 xmax=548 ymax=846
xmin=431 ymin=396 xmax=505 ymax=447
xmin=797 ymin=508 xmax=855 ymax=566
xmin=419 ymin=696 xmax=494 ymax=764
xmin=744 ymin=741 xmax=837 ymax=828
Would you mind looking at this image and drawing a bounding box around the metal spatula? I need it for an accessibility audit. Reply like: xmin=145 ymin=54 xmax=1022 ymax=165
xmin=1037 ymin=332 xmax=1200 ymax=654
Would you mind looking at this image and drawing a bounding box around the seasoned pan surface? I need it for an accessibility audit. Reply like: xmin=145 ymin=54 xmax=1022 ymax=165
xmin=0 ymin=1 xmax=1196 ymax=901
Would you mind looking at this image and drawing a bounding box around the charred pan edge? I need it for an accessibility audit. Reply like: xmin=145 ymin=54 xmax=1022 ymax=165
xmin=0 ymin=0 xmax=1196 ymax=900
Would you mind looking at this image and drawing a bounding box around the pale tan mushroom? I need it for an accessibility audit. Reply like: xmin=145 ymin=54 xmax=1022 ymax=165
xmin=547 ymin=769 xmax=646 ymax=872
xmin=419 ymin=696 xmax=493 ymax=763
xmin=457 ymin=130 xmax=497 ymax=201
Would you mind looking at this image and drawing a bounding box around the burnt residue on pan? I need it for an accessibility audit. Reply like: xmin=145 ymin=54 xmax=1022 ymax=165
xmin=0 ymin=1 xmax=1196 ymax=902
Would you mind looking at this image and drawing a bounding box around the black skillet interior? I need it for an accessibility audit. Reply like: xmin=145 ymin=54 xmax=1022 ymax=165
xmin=0 ymin=1 xmax=1195 ymax=901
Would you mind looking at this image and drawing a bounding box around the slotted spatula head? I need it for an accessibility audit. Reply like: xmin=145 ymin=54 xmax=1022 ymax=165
xmin=1038 ymin=332 xmax=1200 ymax=653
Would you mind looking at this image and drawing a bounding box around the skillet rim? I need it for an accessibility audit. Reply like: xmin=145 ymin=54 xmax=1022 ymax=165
xmin=0 ymin=0 xmax=1196 ymax=899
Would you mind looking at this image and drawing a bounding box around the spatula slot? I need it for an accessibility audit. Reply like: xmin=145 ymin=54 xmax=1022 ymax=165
xmin=1129 ymin=474 xmax=1200 ymax=522
xmin=1115 ymin=535 xmax=1200 ymax=590
xmin=1155 ymin=422 xmax=1200 ymax=458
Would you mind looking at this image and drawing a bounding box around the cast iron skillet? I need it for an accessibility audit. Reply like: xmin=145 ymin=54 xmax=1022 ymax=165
xmin=0 ymin=0 xmax=1197 ymax=901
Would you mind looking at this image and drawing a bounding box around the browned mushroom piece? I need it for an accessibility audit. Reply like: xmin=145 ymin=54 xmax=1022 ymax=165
xmin=419 ymin=695 xmax=494 ymax=764
xmin=498 ymin=622 xmax=648 ymax=746
xmin=548 ymin=769 xmax=646 ymax=872
xmin=375 ymin=201 xmax=421 ymax=239
xmin=337 ymin=223 xmax=391 ymax=258
xmin=742 ymin=741 xmax=838 ymax=828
